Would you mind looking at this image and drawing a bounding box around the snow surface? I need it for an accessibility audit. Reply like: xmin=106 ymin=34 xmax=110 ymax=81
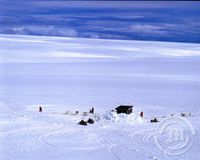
xmin=0 ymin=34 xmax=200 ymax=160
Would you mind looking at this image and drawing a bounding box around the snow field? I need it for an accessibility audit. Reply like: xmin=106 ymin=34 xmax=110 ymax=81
xmin=1 ymin=100 xmax=199 ymax=160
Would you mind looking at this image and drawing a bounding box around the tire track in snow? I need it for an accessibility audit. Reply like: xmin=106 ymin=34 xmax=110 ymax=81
xmin=127 ymin=130 xmax=159 ymax=159
xmin=0 ymin=97 xmax=29 ymax=118
xmin=98 ymin=122 xmax=150 ymax=160
xmin=106 ymin=123 xmax=160 ymax=160
xmin=142 ymin=129 xmax=186 ymax=160
xmin=38 ymin=121 xmax=67 ymax=147
xmin=127 ymin=127 xmax=170 ymax=160
xmin=0 ymin=97 xmax=68 ymax=148
xmin=103 ymin=124 xmax=150 ymax=158
xmin=97 ymin=122 xmax=122 ymax=160
xmin=97 ymin=130 xmax=121 ymax=160
xmin=39 ymin=130 xmax=62 ymax=147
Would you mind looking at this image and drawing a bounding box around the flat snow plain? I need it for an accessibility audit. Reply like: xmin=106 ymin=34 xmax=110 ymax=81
xmin=0 ymin=34 xmax=200 ymax=160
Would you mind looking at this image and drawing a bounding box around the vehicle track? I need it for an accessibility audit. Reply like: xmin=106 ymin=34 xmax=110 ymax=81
xmin=38 ymin=120 xmax=67 ymax=147
xmin=128 ymin=129 xmax=160 ymax=159
xmin=102 ymin=123 xmax=160 ymax=160
xmin=97 ymin=130 xmax=121 ymax=160
xmin=0 ymin=97 xmax=29 ymax=118
xmin=98 ymin=122 xmax=122 ymax=160
xmin=98 ymin=122 xmax=158 ymax=160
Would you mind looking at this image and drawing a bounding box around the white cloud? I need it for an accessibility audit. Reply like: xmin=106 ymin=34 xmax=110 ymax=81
xmin=0 ymin=25 xmax=78 ymax=37
xmin=31 ymin=1 xmax=198 ymax=9
xmin=43 ymin=26 xmax=78 ymax=37
xmin=129 ymin=24 xmax=167 ymax=35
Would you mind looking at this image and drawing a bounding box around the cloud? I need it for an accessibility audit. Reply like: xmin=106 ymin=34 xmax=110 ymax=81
xmin=43 ymin=26 xmax=78 ymax=37
xmin=0 ymin=25 xmax=78 ymax=37
xmin=129 ymin=24 xmax=167 ymax=35
xmin=0 ymin=1 xmax=199 ymax=43
xmin=0 ymin=0 xmax=199 ymax=11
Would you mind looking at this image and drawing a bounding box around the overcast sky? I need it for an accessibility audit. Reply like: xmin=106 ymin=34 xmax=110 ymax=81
xmin=0 ymin=1 xmax=200 ymax=43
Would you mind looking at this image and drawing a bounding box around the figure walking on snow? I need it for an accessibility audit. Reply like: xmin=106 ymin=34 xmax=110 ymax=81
xmin=39 ymin=106 xmax=43 ymax=112
xmin=92 ymin=107 xmax=94 ymax=114
xmin=90 ymin=107 xmax=94 ymax=114
xmin=140 ymin=111 xmax=143 ymax=118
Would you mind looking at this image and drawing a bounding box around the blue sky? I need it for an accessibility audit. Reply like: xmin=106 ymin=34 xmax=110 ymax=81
xmin=0 ymin=1 xmax=200 ymax=43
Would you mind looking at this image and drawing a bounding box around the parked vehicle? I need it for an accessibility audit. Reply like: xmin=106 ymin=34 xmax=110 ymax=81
xmin=150 ymin=118 xmax=159 ymax=123
xmin=78 ymin=120 xmax=87 ymax=125
xmin=87 ymin=118 xmax=94 ymax=124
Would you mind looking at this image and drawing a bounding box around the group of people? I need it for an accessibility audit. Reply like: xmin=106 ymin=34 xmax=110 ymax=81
xmin=39 ymin=106 xmax=95 ymax=114
xmin=39 ymin=106 xmax=143 ymax=119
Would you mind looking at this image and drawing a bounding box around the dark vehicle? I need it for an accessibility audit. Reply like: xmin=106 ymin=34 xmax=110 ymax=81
xmin=150 ymin=118 xmax=159 ymax=123
xmin=87 ymin=118 xmax=94 ymax=124
xmin=78 ymin=120 xmax=87 ymax=125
